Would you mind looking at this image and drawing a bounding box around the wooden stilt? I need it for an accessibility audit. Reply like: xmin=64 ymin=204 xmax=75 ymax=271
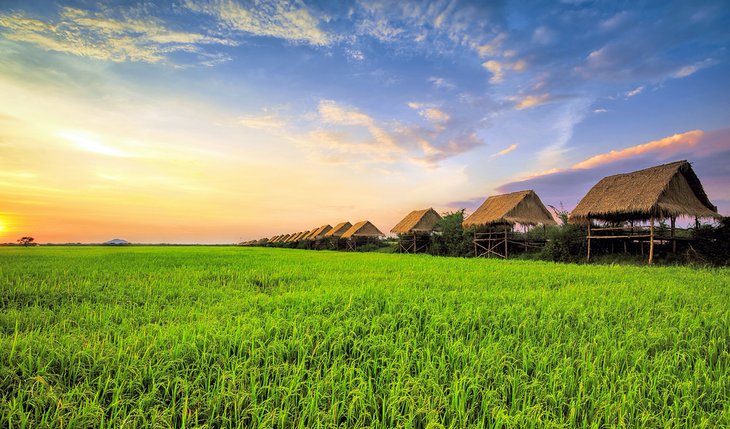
xmin=649 ymin=216 xmax=655 ymax=266
xmin=473 ymin=230 xmax=477 ymax=257
xmin=671 ymin=217 xmax=676 ymax=254
xmin=504 ymin=228 xmax=509 ymax=259
xmin=587 ymin=221 xmax=591 ymax=262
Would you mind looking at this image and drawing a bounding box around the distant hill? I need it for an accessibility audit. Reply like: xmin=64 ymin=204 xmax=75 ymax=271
xmin=103 ymin=239 xmax=130 ymax=245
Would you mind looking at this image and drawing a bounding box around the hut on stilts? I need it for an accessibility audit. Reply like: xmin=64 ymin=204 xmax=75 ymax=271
xmin=570 ymin=160 xmax=720 ymax=265
xmin=323 ymin=221 xmax=352 ymax=249
xmin=463 ymin=190 xmax=556 ymax=258
xmin=390 ymin=208 xmax=443 ymax=253
xmin=341 ymin=221 xmax=384 ymax=251
xmin=306 ymin=224 xmax=333 ymax=249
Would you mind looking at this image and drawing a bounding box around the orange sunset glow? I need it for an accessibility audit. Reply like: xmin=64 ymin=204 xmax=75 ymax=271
xmin=1 ymin=1 xmax=728 ymax=243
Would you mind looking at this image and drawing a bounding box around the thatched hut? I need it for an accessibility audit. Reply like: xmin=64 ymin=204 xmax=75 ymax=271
xmin=341 ymin=220 xmax=384 ymax=250
xmin=307 ymin=224 xmax=333 ymax=241
xmin=285 ymin=232 xmax=302 ymax=243
xmin=571 ymin=160 xmax=720 ymax=264
xmin=324 ymin=222 xmax=352 ymax=238
xmin=321 ymin=221 xmax=352 ymax=250
xmin=463 ymin=190 xmax=556 ymax=258
xmin=300 ymin=229 xmax=318 ymax=241
xmin=390 ymin=208 xmax=443 ymax=253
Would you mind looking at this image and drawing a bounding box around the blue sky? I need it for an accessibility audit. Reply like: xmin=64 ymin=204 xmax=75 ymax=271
xmin=0 ymin=0 xmax=728 ymax=242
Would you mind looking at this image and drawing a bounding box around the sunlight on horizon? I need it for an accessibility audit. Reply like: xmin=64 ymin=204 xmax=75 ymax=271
xmin=0 ymin=0 xmax=727 ymax=243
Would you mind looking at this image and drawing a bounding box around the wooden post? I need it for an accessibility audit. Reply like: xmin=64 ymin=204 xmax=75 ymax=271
xmin=474 ymin=230 xmax=477 ymax=257
xmin=587 ymin=221 xmax=591 ymax=262
xmin=670 ymin=216 xmax=676 ymax=254
xmin=504 ymin=227 xmax=508 ymax=259
xmin=649 ymin=216 xmax=655 ymax=266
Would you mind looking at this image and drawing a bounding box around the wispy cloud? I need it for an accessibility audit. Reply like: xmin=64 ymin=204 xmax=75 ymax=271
xmin=0 ymin=7 xmax=235 ymax=64
xmin=428 ymin=76 xmax=454 ymax=89
xmin=237 ymin=114 xmax=286 ymax=130
xmin=492 ymin=144 xmax=518 ymax=158
xmin=672 ymin=58 xmax=714 ymax=79
xmin=509 ymin=94 xmax=552 ymax=110
xmin=482 ymin=59 xmax=527 ymax=84
xmin=625 ymin=85 xmax=644 ymax=98
xmin=58 ymin=130 xmax=137 ymax=158
xmin=185 ymin=0 xmax=331 ymax=46
xmin=516 ymin=129 xmax=705 ymax=182
xmin=407 ymin=102 xmax=450 ymax=123
xmin=572 ymin=130 xmax=704 ymax=169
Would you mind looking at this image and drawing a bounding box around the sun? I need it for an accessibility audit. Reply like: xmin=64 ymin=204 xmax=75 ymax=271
xmin=0 ymin=219 xmax=6 ymax=233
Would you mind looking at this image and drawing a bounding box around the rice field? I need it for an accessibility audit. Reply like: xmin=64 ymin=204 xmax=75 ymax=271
xmin=1 ymin=246 xmax=728 ymax=428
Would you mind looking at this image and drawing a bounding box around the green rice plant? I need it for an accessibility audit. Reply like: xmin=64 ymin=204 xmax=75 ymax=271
xmin=0 ymin=246 xmax=728 ymax=428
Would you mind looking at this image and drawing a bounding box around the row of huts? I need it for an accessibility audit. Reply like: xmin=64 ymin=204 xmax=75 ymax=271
xmin=242 ymin=160 xmax=721 ymax=264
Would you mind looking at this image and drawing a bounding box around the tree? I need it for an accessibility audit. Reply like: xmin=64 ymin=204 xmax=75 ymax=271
xmin=430 ymin=209 xmax=472 ymax=257
xmin=17 ymin=236 xmax=35 ymax=247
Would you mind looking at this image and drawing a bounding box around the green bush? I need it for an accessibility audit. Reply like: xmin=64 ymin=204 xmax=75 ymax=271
xmin=689 ymin=217 xmax=730 ymax=265
xmin=429 ymin=209 xmax=473 ymax=257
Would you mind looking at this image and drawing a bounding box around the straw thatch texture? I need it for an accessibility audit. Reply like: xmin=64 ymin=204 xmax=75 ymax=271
xmin=464 ymin=190 xmax=557 ymax=228
xmin=570 ymin=160 xmax=719 ymax=222
xmin=300 ymin=229 xmax=318 ymax=241
xmin=307 ymin=224 xmax=333 ymax=240
xmin=391 ymin=208 xmax=443 ymax=234
xmin=286 ymin=232 xmax=302 ymax=242
xmin=324 ymin=222 xmax=352 ymax=238
xmin=276 ymin=234 xmax=290 ymax=243
xmin=269 ymin=235 xmax=280 ymax=242
xmin=341 ymin=220 xmax=384 ymax=239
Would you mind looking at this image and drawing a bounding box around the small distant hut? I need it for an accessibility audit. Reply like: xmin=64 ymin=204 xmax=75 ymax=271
xmin=285 ymin=232 xmax=301 ymax=243
xmin=306 ymin=225 xmax=333 ymax=249
xmin=341 ymin=220 xmax=384 ymax=250
xmin=298 ymin=229 xmax=317 ymax=242
xmin=322 ymin=221 xmax=352 ymax=249
xmin=275 ymin=234 xmax=290 ymax=243
xmin=390 ymin=208 xmax=443 ymax=253
xmin=570 ymin=160 xmax=720 ymax=264
xmin=294 ymin=231 xmax=310 ymax=243
xmin=307 ymin=224 xmax=333 ymax=240
xmin=463 ymin=190 xmax=556 ymax=258
xmin=324 ymin=222 xmax=352 ymax=238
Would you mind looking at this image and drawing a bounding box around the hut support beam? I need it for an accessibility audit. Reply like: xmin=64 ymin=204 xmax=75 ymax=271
xmin=587 ymin=222 xmax=591 ymax=262
xmin=649 ymin=216 xmax=655 ymax=266
xmin=671 ymin=217 xmax=676 ymax=254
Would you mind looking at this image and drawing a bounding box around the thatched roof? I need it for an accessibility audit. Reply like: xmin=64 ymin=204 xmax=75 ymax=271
xmin=275 ymin=234 xmax=289 ymax=243
xmin=571 ymin=160 xmax=719 ymax=222
xmin=307 ymin=224 xmax=333 ymax=240
xmin=270 ymin=235 xmax=281 ymax=242
xmin=463 ymin=190 xmax=557 ymax=228
xmin=295 ymin=231 xmax=310 ymax=241
xmin=324 ymin=222 xmax=352 ymax=238
xmin=285 ymin=232 xmax=301 ymax=242
xmin=300 ymin=229 xmax=318 ymax=241
xmin=341 ymin=220 xmax=384 ymax=239
xmin=391 ymin=208 xmax=442 ymax=234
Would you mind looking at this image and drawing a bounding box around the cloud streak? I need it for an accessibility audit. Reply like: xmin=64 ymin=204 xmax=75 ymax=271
xmin=0 ymin=7 xmax=235 ymax=64
xmin=185 ymin=0 xmax=330 ymax=46
xmin=492 ymin=144 xmax=518 ymax=158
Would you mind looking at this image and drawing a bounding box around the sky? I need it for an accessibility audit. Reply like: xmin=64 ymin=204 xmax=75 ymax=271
xmin=0 ymin=0 xmax=728 ymax=243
